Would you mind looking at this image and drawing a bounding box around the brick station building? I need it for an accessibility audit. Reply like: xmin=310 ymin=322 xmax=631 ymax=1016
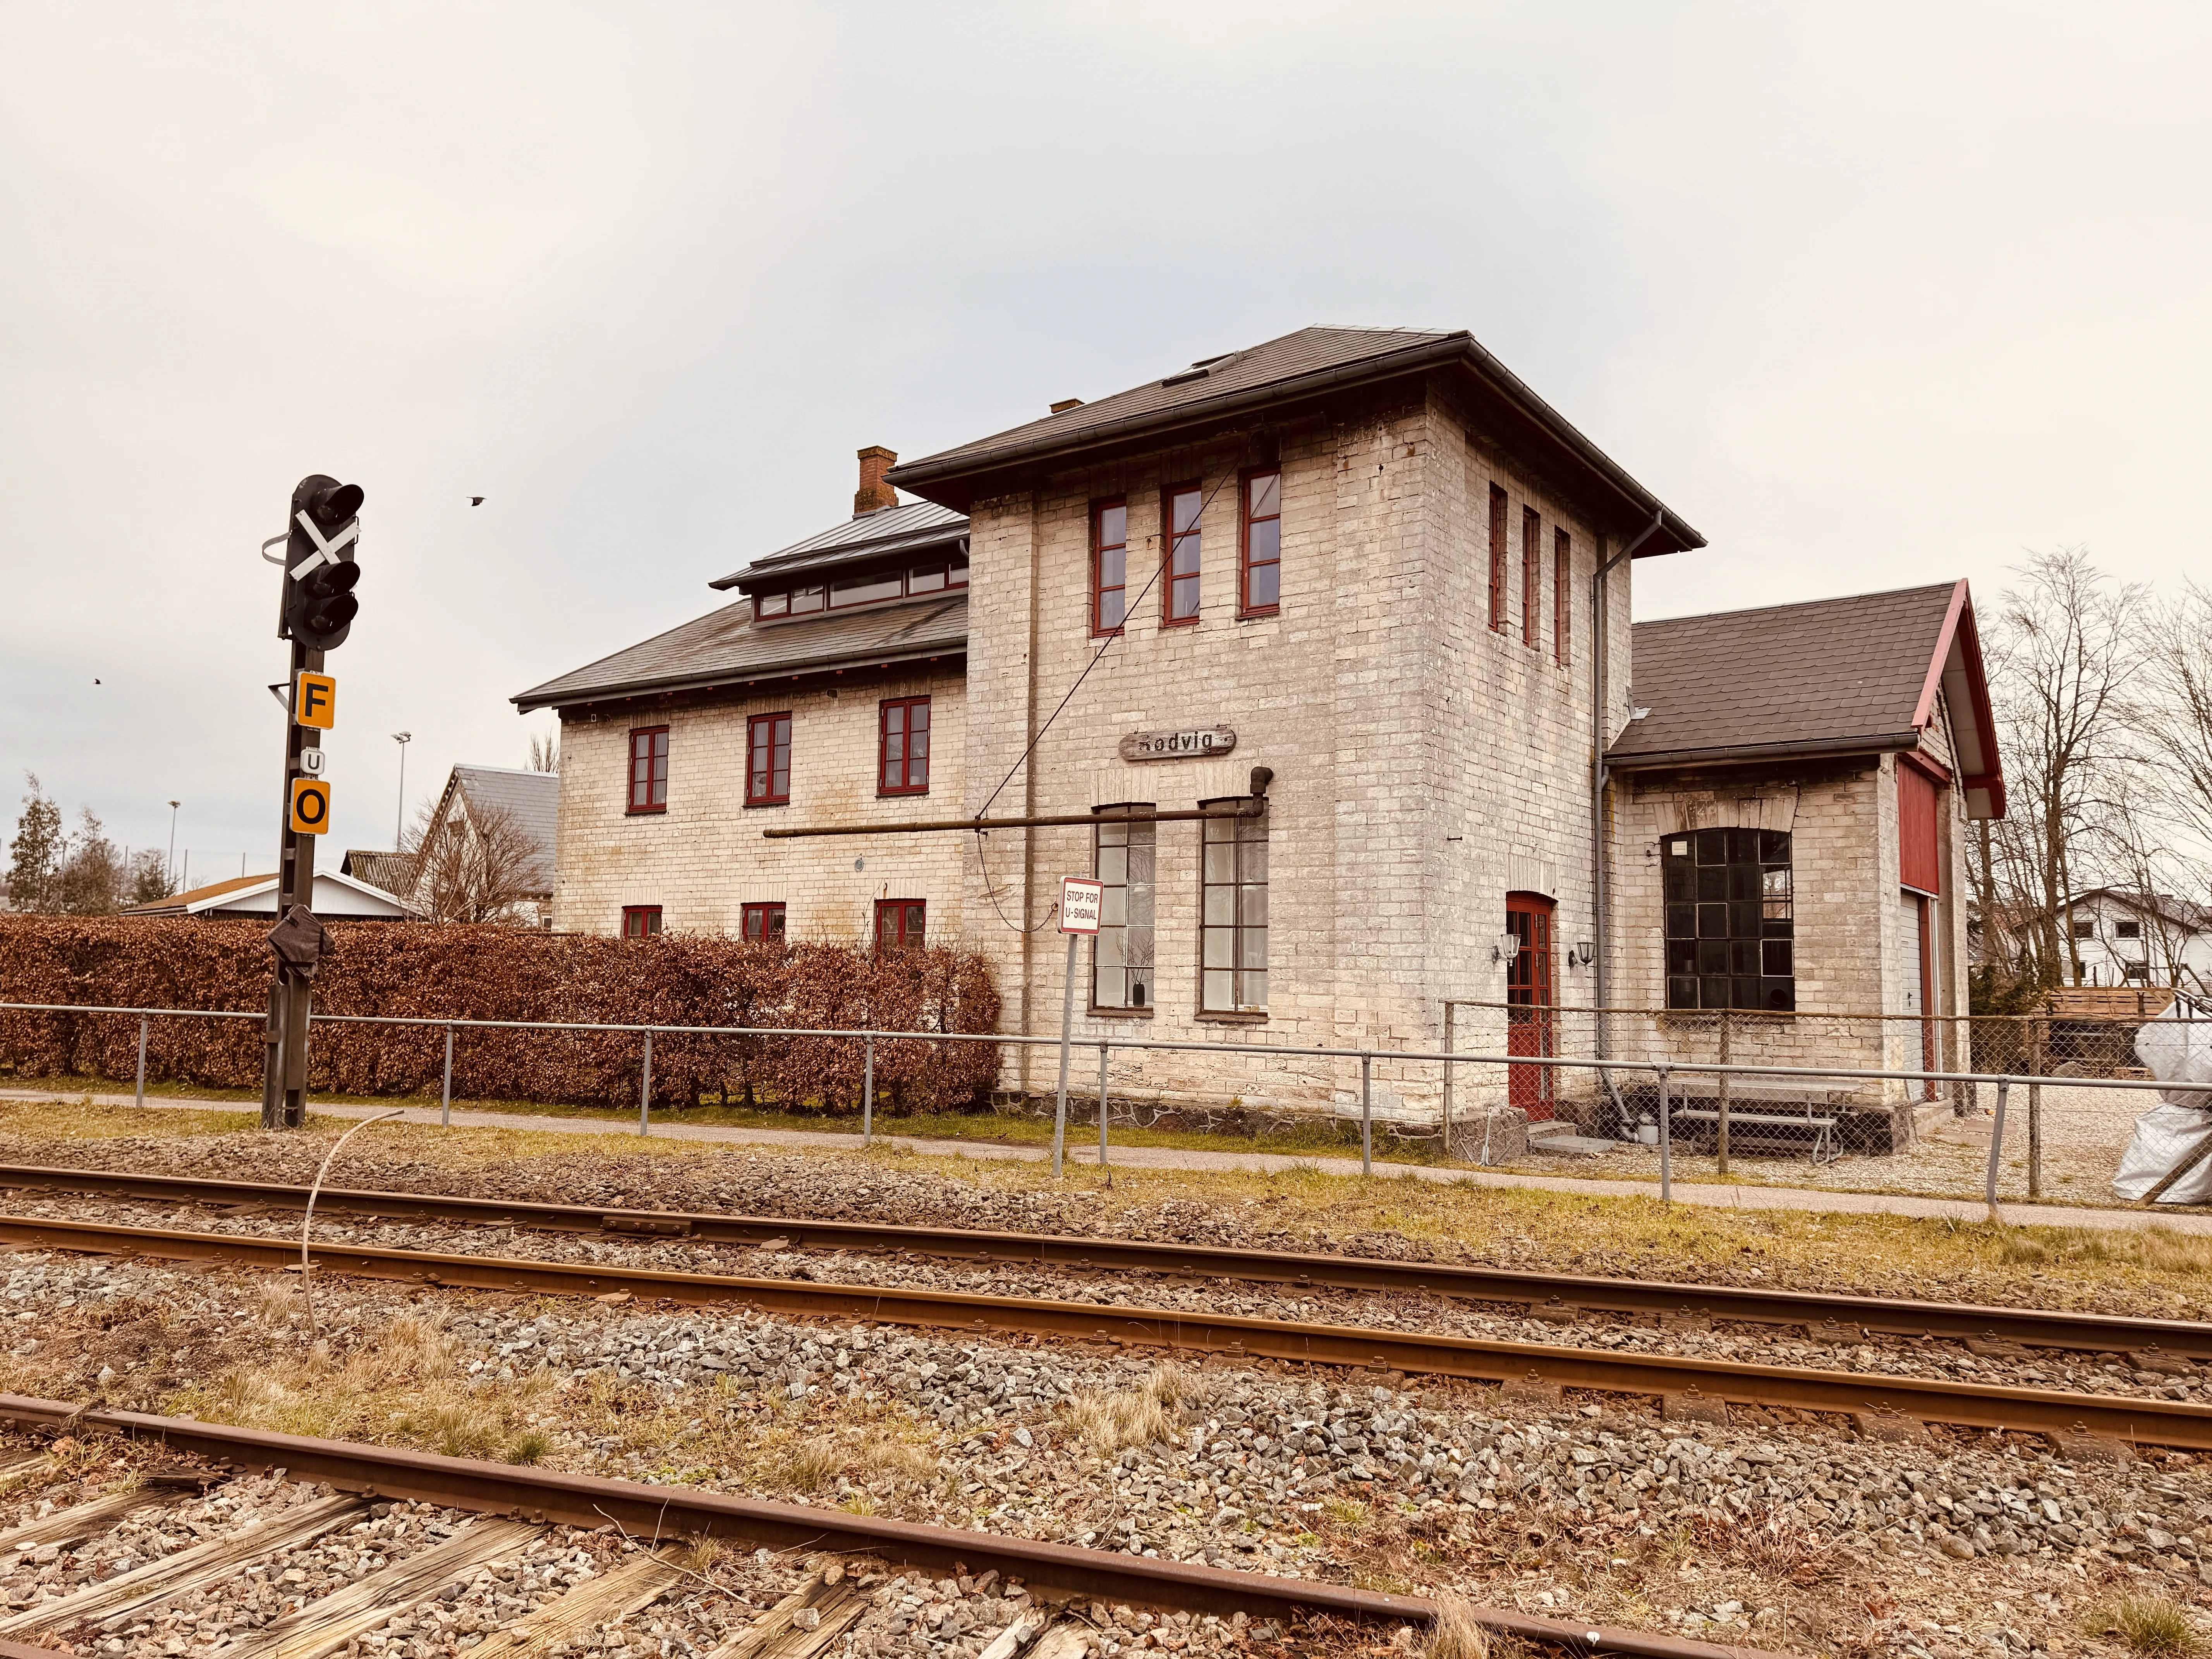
xmin=515 ymin=326 xmax=2003 ymax=1144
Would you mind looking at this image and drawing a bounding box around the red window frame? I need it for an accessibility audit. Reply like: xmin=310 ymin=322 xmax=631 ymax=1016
xmin=1162 ymin=481 xmax=1202 ymax=627
xmin=878 ymin=696 xmax=931 ymax=795
xmin=1091 ymin=498 xmax=1128 ymax=635
xmin=620 ymin=905 xmax=662 ymax=939
xmin=627 ymin=726 xmax=669 ymax=814
xmin=741 ymin=901 xmax=787 ymax=942
xmin=1239 ymin=469 xmax=1281 ymax=616
xmin=874 ymin=898 xmax=926 ymax=950
xmin=1553 ymin=527 xmax=1572 ymax=666
xmin=1521 ymin=506 xmax=1541 ymax=647
xmin=745 ymin=712 xmax=792 ymax=806
xmin=1487 ymin=485 xmax=1508 ymax=633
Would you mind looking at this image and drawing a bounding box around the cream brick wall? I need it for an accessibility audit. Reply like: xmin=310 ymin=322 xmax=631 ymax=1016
xmin=958 ymin=378 xmax=1628 ymax=1111
xmin=551 ymin=668 xmax=967 ymax=943
xmin=1611 ymin=690 xmax=1980 ymax=1108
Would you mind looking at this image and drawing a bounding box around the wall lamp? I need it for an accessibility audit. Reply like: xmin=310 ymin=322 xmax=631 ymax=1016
xmin=1491 ymin=933 xmax=1520 ymax=963
xmin=1570 ymin=940 xmax=1596 ymax=967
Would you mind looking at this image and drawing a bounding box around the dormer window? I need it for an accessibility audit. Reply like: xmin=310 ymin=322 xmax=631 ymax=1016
xmin=751 ymin=555 xmax=967 ymax=622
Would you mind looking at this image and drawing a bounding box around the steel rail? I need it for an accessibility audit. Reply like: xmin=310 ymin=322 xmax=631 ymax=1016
xmin=0 ymin=1395 xmax=1748 ymax=1659
xmin=2 ymin=1163 xmax=2203 ymax=1360
xmin=1 ymin=1212 xmax=2204 ymax=1450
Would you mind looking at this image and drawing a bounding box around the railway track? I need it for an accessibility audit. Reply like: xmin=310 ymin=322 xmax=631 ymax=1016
xmin=0 ymin=1397 xmax=1747 ymax=1659
xmin=1 ymin=1163 xmax=2203 ymax=1362
xmin=0 ymin=1209 xmax=2204 ymax=1455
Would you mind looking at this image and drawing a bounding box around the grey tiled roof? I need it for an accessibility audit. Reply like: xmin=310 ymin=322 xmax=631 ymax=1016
xmin=887 ymin=325 xmax=1704 ymax=553
xmin=897 ymin=328 xmax=1456 ymax=474
xmin=451 ymin=767 xmax=560 ymax=890
xmin=1609 ymin=583 xmax=1960 ymax=767
xmin=513 ymin=594 xmax=968 ymax=712
xmin=340 ymin=849 xmax=418 ymax=895
xmin=710 ymin=500 xmax=968 ymax=591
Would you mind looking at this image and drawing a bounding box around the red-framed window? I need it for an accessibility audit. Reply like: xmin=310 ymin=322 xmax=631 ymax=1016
xmin=1240 ymin=469 xmax=1281 ymax=615
xmin=1163 ymin=482 xmax=1202 ymax=625
xmin=627 ymin=727 xmax=669 ymax=813
xmin=741 ymin=901 xmax=787 ymax=942
xmin=879 ymin=697 xmax=931 ymax=794
xmin=1521 ymin=507 xmax=1541 ymax=647
xmin=1553 ymin=527 xmax=1572 ymax=666
xmin=1092 ymin=499 xmax=1128 ymax=634
xmin=621 ymin=905 xmax=662 ymax=939
xmin=746 ymin=713 xmax=792 ymax=806
xmin=874 ymin=899 xmax=926 ymax=950
xmin=1487 ymin=485 xmax=1508 ymax=633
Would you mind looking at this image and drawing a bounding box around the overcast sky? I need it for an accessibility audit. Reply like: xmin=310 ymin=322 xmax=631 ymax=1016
xmin=4 ymin=3 xmax=2207 ymax=880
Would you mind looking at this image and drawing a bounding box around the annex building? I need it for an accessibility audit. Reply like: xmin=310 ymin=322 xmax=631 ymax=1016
xmin=515 ymin=327 xmax=2004 ymax=1142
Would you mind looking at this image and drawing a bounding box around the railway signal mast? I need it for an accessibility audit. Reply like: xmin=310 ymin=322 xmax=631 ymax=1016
xmin=261 ymin=474 xmax=365 ymax=1129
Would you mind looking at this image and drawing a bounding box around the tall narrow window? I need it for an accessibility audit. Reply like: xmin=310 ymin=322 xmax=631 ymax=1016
xmin=1092 ymin=500 xmax=1127 ymax=634
xmin=741 ymin=901 xmax=786 ymax=941
xmin=1521 ymin=507 xmax=1541 ymax=647
xmin=1163 ymin=484 xmax=1202 ymax=625
xmin=621 ymin=905 xmax=662 ymax=939
xmin=745 ymin=713 xmax=792 ymax=806
xmin=1487 ymin=484 xmax=1508 ymax=632
xmin=1553 ymin=527 xmax=1572 ymax=666
xmin=874 ymin=899 xmax=926 ymax=949
xmin=878 ymin=697 xmax=930 ymax=795
xmin=1240 ymin=470 xmax=1281 ymax=614
xmin=1200 ymin=800 xmax=1268 ymax=1013
xmin=1663 ymin=829 xmax=1794 ymax=1010
xmin=1093 ymin=810 xmax=1156 ymax=1010
xmin=627 ymin=727 xmax=669 ymax=813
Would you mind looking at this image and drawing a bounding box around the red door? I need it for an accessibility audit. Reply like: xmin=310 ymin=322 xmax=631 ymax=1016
xmin=1505 ymin=893 xmax=1556 ymax=1121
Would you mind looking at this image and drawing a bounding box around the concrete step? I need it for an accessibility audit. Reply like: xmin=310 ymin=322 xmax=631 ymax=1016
xmin=1527 ymin=1130 xmax=1618 ymax=1158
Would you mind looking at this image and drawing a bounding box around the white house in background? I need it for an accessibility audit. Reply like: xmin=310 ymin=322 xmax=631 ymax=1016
xmin=342 ymin=765 xmax=560 ymax=928
xmin=122 ymin=870 xmax=419 ymax=921
xmin=2061 ymin=888 xmax=2212 ymax=994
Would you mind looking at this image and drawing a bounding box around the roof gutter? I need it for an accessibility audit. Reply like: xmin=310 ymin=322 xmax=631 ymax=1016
xmin=512 ymin=643 xmax=967 ymax=715
xmin=1591 ymin=512 xmax=1663 ymax=1070
xmin=888 ymin=336 xmax=1703 ymax=552
xmin=1604 ymin=731 xmax=1927 ymax=771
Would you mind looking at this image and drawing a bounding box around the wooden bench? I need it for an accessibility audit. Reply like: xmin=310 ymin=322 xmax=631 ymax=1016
xmin=1668 ymin=1103 xmax=1839 ymax=1165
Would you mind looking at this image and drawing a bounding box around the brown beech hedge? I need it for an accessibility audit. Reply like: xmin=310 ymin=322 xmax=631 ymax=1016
xmin=0 ymin=917 xmax=1001 ymax=1114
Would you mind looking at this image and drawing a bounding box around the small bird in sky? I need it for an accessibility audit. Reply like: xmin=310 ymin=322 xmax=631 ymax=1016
xmin=469 ymin=496 xmax=485 ymax=507
xmin=93 ymin=678 xmax=101 ymax=685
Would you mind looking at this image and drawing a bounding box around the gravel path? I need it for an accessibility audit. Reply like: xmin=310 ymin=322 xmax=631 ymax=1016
xmin=12 ymin=1089 xmax=2211 ymax=1237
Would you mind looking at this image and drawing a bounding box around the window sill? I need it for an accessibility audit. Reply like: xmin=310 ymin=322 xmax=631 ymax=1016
xmin=625 ymin=807 xmax=668 ymax=817
xmin=1236 ymin=609 xmax=1280 ymax=624
xmin=878 ymin=788 xmax=931 ymax=799
xmin=1196 ymin=1009 xmax=1269 ymax=1024
xmin=743 ymin=798 xmax=789 ymax=810
xmin=1089 ymin=1005 xmax=1155 ymax=1019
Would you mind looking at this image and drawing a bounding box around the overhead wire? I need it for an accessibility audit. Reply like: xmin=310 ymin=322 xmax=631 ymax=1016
xmin=969 ymin=447 xmax=1258 ymax=934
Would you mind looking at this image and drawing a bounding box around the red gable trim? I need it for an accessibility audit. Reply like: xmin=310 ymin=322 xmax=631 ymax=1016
xmin=1911 ymin=580 xmax=1970 ymax=730
xmin=1908 ymin=579 xmax=2007 ymax=821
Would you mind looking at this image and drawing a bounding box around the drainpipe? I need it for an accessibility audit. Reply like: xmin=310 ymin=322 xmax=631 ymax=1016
xmin=1590 ymin=510 xmax=1665 ymax=1077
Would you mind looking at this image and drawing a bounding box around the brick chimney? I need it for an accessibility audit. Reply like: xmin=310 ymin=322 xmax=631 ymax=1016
xmin=854 ymin=446 xmax=899 ymax=516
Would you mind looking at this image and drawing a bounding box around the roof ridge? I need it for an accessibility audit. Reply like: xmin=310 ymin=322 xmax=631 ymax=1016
xmin=1634 ymin=580 xmax=1960 ymax=630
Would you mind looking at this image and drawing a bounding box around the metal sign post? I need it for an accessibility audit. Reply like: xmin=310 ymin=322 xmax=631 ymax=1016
xmin=1050 ymin=876 xmax=1105 ymax=1178
xmin=259 ymin=476 xmax=364 ymax=1130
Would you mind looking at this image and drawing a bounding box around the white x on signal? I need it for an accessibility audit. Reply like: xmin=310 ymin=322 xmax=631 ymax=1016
xmin=288 ymin=509 xmax=360 ymax=579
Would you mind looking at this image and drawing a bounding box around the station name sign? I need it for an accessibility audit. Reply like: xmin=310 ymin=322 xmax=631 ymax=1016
xmin=1119 ymin=725 xmax=1237 ymax=763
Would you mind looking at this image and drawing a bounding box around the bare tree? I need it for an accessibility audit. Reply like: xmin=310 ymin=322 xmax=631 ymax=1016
xmin=528 ymin=731 xmax=558 ymax=773
xmin=55 ymin=807 xmax=123 ymax=915
xmin=406 ymin=798 xmax=546 ymax=925
xmin=1976 ymin=548 xmax=2146 ymax=991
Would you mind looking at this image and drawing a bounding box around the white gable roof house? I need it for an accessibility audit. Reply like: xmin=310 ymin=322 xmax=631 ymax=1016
xmin=405 ymin=764 xmax=560 ymax=927
xmin=123 ymin=870 xmax=419 ymax=921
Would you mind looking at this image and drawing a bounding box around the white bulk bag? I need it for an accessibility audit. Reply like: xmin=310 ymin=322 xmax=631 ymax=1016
xmin=2111 ymin=1007 xmax=2212 ymax=1203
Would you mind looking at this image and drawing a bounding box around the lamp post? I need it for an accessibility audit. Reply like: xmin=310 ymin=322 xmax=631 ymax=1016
xmin=392 ymin=733 xmax=412 ymax=849
xmin=165 ymin=802 xmax=180 ymax=896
